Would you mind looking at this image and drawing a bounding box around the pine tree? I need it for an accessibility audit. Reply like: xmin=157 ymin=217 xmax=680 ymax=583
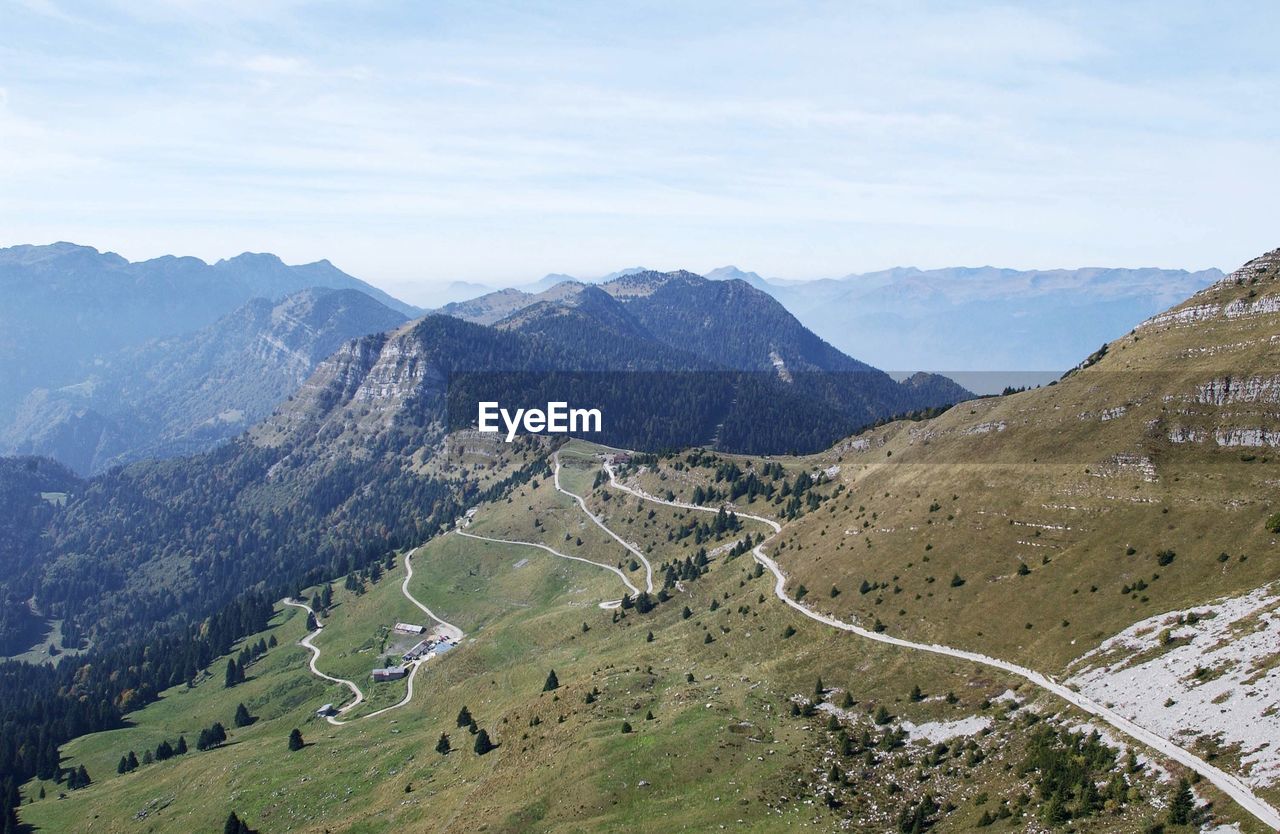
xmin=268 ymin=634 xmax=278 ymax=648
xmin=156 ymin=740 xmax=174 ymax=761
xmin=456 ymin=706 xmax=473 ymax=727
xmin=436 ymin=733 xmax=451 ymax=755
xmin=814 ymin=677 xmax=824 ymax=697
xmin=224 ymin=658 xmax=239 ymax=688
xmin=126 ymin=751 xmax=139 ymax=770
xmin=621 ymin=721 xmax=633 ymax=734
xmin=473 ymin=729 xmax=495 ymax=755
xmin=1168 ymin=777 xmax=1194 ymax=825
xmin=117 ymin=756 xmax=127 ymax=774
xmin=234 ymin=703 xmax=253 ymax=727
xmin=224 ymin=812 xmax=243 ymax=834
xmin=175 ymin=736 xmax=188 ymax=755
xmin=288 ymin=728 xmax=304 ymax=752
xmin=542 ymin=670 xmax=560 ymax=692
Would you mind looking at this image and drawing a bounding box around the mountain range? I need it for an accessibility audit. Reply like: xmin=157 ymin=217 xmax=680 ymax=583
xmin=1 ymin=243 xmax=1279 ymax=834
xmin=0 ymin=246 xmax=971 ymax=474
xmin=4 ymin=246 xmax=1279 ymax=834
xmin=0 ymin=243 xmax=421 ymax=473
xmin=445 ymin=263 xmax=1223 ymax=394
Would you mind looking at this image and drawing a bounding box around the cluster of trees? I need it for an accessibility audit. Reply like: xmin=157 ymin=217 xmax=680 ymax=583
xmin=63 ymin=765 xmax=91 ymax=791
xmin=453 ymin=706 xmax=496 ymax=755
xmin=1018 ymin=726 xmax=1131 ymax=824
xmin=0 ymin=444 xmax=552 ymax=827
xmin=0 ymin=590 xmax=273 ymax=827
xmin=117 ymin=735 xmax=187 ymax=773
xmin=195 ymin=722 xmax=228 ymax=752
xmin=670 ymin=507 xmax=742 ymax=545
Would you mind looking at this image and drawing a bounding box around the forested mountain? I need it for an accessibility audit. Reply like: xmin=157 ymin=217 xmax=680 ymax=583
xmin=0 ymin=457 xmax=79 ymax=656
xmin=0 ymin=242 xmax=420 ymax=443
xmin=442 ymin=269 xmax=971 ymax=432
xmin=1 ymin=288 xmax=407 ymax=474
xmin=0 ymin=259 xmax=971 ymax=830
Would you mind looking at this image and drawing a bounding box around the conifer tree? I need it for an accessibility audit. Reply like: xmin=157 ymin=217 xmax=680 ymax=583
xmin=473 ymin=729 xmax=495 ymax=755
xmin=456 ymin=706 xmax=473 ymax=727
xmin=234 ymin=703 xmax=253 ymax=727
xmin=436 ymin=733 xmax=450 ymax=755
xmin=542 ymin=670 xmax=560 ymax=692
xmin=1168 ymin=778 xmax=1194 ymax=825
xmin=288 ymin=728 xmax=304 ymax=752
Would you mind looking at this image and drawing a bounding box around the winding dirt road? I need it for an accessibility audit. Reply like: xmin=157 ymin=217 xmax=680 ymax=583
xmin=457 ymin=528 xmax=638 ymax=605
xmin=601 ymin=462 xmax=1280 ymax=831
xmin=281 ymin=598 xmax=364 ymax=726
xmin=284 ymin=546 xmax=463 ymax=726
xmin=554 ymin=455 xmax=654 ymax=593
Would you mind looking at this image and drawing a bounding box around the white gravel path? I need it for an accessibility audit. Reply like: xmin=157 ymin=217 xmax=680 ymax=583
xmin=602 ymin=461 xmax=1280 ymax=831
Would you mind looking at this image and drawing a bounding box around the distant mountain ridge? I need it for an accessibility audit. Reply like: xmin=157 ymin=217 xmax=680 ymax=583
xmin=0 ymin=243 xmax=420 ymax=472
xmin=705 ymin=264 xmax=1224 ymax=391
xmin=447 ymin=262 xmax=1222 ymax=393
xmin=432 ymin=269 xmax=971 ymax=447
xmin=2 ymin=288 xmax=407 ymax=473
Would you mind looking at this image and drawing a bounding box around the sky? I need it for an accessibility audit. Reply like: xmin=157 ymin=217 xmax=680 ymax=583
xmin=2 ymin=0 xmax=1278 ymax=306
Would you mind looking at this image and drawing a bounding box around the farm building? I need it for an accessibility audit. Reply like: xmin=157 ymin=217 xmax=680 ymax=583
xmin=393 ymin=623 xmax=426 ymax=635
xmin=371 ymin=666 xmax=407 ymax=682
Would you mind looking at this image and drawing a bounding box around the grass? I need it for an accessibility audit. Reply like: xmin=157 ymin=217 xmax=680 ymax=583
xmin=22 ymin=444 xmax=1268 ymax=832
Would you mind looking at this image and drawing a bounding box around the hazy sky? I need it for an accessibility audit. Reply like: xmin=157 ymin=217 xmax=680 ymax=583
xmin=3 ymin=1 xmax=1278 ymax=305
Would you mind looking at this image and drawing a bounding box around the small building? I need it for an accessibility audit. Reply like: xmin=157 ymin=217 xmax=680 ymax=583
xmin=609 ymin=453 xmax=631 ymax=466
xmin=316 ymin=703 xmax=336 ymax=717
xmin=393 ymin=622 xmax=426 ymax=635
xmin=371 ymin=666 xmax=407 ymax=682
xmin=402 ymin=638 xmax=433 ymax=661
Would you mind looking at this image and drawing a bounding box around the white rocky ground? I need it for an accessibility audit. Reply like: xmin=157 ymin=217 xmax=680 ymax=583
xmin=1067 ymin=583 xmax=1280 ymax=789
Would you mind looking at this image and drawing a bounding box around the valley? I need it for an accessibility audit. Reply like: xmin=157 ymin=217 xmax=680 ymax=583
xmin=5 ymin=250 xmax=1280 ymax=833
xmin=20 ymin=435 xmax=1279 ymax=831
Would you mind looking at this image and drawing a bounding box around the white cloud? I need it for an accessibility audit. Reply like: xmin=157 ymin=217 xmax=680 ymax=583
xmin=0 ymin=1 xmax=1277 ymax=293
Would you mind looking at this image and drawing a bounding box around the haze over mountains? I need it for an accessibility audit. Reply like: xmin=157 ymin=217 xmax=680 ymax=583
xmin=4 ymin=244 xmax=1280 ymax=833
xmin=447 ymin=264 xmax=1223 ymax=393
xmin=0 ymin=243 xmax=421 ymax=473
xmin=0 ymin=245 xmax=974 ymax=474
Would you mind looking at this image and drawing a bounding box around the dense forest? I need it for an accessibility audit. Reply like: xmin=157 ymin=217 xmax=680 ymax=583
xmin=0 ymin=438 xmax=550 ymax=829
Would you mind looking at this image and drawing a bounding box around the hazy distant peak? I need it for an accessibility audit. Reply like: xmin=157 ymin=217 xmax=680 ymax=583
xmin=0 ymin=241 xmax=128 ymax=269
